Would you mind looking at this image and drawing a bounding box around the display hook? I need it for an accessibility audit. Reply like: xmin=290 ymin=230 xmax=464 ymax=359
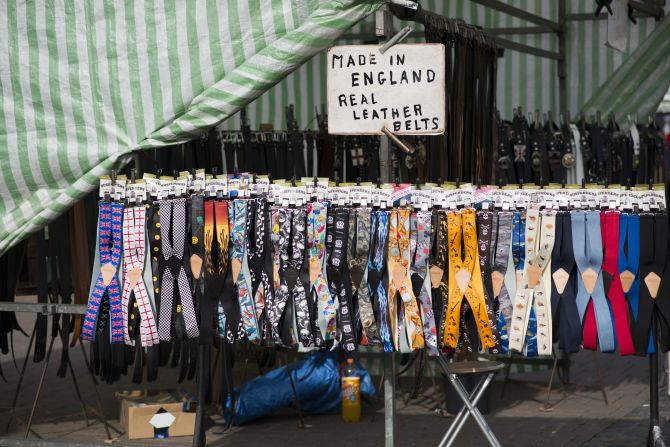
xmin=379 ymin=25 xmax=413 ymax=54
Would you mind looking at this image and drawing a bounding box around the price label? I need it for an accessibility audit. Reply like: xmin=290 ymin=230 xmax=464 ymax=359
xmin=391 ymin=184 xmax=412 ymax=206
xmin=372 ymin=187 xmax=393 ymax=208
xmin=268 ymin=182 xmax=284 ymax=203
xmin=113 ymin=176 xmax=127 ymax=201
xmin=598 ymin=188 xmax=620 ymax=209
xmin=492 ymin=189 xmax=514 ymax=210
xmin=452 ymin=186 xmax=473 ymax=207
xmin=206 ymin=177 xmax=227 ymax=196
xmin=315 ymin=179 xmax=329 ymax=201
xmin=192 ymin=170 xmax=206 ymax=192
xmin=473 ymin=186 xmax=493 ymax=207
xmin=411 ymin=188 xmax=432 ymax=210
xmin=443 ymin=188 xmax=462 ymax=209
xmin=126 ymin=181 xmax=147 ymax=203
xmin=350 ymin=185 xmax=372 ymax=206
xmin=431 ymin=187 xmax=447 ymax=207
xmin=99 ymin=177 xmax=113 ymax=199
xmin=553 ymin=189 xmax=570 ymax=209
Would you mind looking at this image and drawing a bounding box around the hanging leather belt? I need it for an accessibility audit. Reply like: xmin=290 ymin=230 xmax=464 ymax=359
xmin=34 ymin=229 xmax=48 ymax=363
xmin=443 ymin=209 xmax=494 ymax=350
xmin=508 ymin=207 xmax=556 ymax=355
xmin=0 ymin=242 xmax=24 ymax=381
xmin=120 ymin=205 xmax=160 ymax=382
xmin=327 ymin=207 xmax=357 ymax=351
xmin=82 ymin=202 xmax=124 ymax=344
xmin=496 ymin=119 xmax=516 ymax=184
xmin=491 ymin=212 xmax=513 ymax=353
xmin=269 ymin=206 xmax=285 ymax=344
xmin=271 ymin=207 xmax=311 ymax=347
xmin=157 ymin=199 xmax=199 ymax=341
xmin=347 ymin=209 xmax=360 ymax=336
xmin=634 ymin=214 xmax=670 ymax=354
xmin=369 ymin=210 xmax=392 ymax=352
xmin=69 ymin=200 xmax=91 ymax=345
xmin=121 ymin=205 xmax=159 ymax=347
xmin=619 ymin=213 xmax=654 ymax=354
xmin=600 ymin=211 xmax=635 ymax=355
xmin=247 ymin=198 xmax=275 ymax=343
xmin=204 ymin=200 xmax=236 ymax=341
xmin=512 ymin=114 xmax=532 ymax=183
xmin=228 ymin=200 xmax=260 ymax=342
xmin=429 ymin=210 xmax=449 ymax=346
xmin=410 ymin=210 xmax=438 ymax=354
xmin=307 ymin=201 xmax=336 ymax=347
xmin=349 ymin=208 xmax=376 ymax=346
xmin=54 ymin=213 xmax=74 ymax=378
xmin=550 ymin=212 xmax=582 ymax=354
xmin=387 ymin=209 xmax=424 ymax=352
xmin=572 ymin=210 xmax=615 ymax=352
xmin=84 ymin=202 xmax=125 ymax=383
xmin=476 ymin=210 xmax=501 ymax=354
xmin=503 ymin=212 xmax=538 ymax=356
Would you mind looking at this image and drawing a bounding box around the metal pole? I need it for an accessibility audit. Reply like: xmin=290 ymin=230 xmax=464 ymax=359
xmin=5 ymin=323 xmax=36 ymax=433
xmin=25 ymin=336 xmax=56 ymax=438
xmin=648 ymin=313 xmax=665 ymax=447
xmin=557 ymin=0 xmax=568 ymax=119
xmin=377 ymin=6 xmax=396 ymax=446
xmin=383 ymin=352 xmax=396 ymax=447
xmin=377 ymin=4 xmax=394 ymax=183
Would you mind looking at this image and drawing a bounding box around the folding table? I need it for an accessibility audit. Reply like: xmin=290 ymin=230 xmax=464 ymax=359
xmin=436 ymin=353 xmax=504 ymax=447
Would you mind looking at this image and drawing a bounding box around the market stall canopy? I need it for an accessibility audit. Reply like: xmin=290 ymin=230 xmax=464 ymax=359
xmin=0 ymin=0 xmax=381 ymax=255
xmin=580 ymin=14 xmax=670 ymax=122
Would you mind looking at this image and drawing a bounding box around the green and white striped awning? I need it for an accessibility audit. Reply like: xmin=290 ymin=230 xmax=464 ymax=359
xmin=0 ymin=0 xmax=381 ymax=255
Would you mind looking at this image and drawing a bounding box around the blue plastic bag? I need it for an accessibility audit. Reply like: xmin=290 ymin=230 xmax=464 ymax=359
xmin=226 ymin=351 xmax=375 ymax=425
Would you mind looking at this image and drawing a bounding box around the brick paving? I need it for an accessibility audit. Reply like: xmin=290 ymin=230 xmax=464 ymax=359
xmin=0 ymin=301 xmax=668 ymax=446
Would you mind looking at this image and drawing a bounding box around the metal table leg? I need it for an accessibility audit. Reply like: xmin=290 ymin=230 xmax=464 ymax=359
xmin=436 ymin=354 xmax=501 ymax=447
xmin=439 ymin=372 xmax=494 ymax=447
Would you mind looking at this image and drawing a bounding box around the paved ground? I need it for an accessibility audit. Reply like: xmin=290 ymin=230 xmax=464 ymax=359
xmin=1 ymin=298 xmax=669 ymax=446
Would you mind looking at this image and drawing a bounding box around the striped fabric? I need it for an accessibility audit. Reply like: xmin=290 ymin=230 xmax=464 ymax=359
xmin=0 ymin=0 xmax=381 ymax=255
xmin=221 ymin=0 xmax=670 ymax=131
xmin=580 ymin=15 xmax=670 ymax=120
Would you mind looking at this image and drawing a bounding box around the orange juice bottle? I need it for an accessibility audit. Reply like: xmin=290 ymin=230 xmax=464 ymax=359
xmin=341 ymin=358 xmax=361 ymax=422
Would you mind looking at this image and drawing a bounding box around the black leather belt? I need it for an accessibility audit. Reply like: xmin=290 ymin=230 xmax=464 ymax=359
xmin=34 ymin=229 xmax=48 ymax=364
xmin=54 ymin=213 xmax=74 ymax=378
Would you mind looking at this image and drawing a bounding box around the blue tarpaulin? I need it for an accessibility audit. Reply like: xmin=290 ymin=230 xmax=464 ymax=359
xmin=226 ymin=352 xmax=375 ymax=426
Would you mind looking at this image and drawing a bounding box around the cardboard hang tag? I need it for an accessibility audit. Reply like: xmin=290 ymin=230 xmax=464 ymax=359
xmin=190 ymin=254 xmax=203 ymax=279
xmin=581 ymin=268 xmax=598 ymax=294
xmin=620 ymin=270 xmax=635 ymax=293
xmin=309 ymin=258 xmax=322 ymax=285
xmin=645 ymin=272 xmax=661 ymax=299
xmin=455 ymin=269 xmax=471 ymax=293
xmin=127 ymin=268 xmax=142 ymax=290
xmin=429 ymin=266 xmax=444 ymax=289
xmin=101 ymin=263 xmax=117 ymax=286
xmin=491 ymin=271 xmax=504 ymax=297
xmin=552 ymin=268 xmax=570 ymax=294
xmin=526 ymin=264 xmax=542 ymax=289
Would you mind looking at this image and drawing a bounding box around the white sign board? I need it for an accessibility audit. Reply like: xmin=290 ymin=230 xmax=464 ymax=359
xmin=327 ymin=44 xmax=446 ymax=135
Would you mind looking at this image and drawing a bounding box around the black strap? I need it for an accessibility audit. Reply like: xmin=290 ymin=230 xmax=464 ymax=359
xmin=634 ymin=214 xmax=670 ymax=354
xmin=55 ymin=213 xmax=74 ymax=378
xmin=34 ymin=229 xmax=48 ymax=363
xmin=328 ymin=207 xmax=357 ymax=351
xmin=550 ymin=212 xmax=582 ymax=353
xmin=0 ymin=242 xmax=25 ymax=381
xmin=263 ymin=139 xmax=277 ymax=177
xmin=130 ymin=297 xmax=143 ymax=384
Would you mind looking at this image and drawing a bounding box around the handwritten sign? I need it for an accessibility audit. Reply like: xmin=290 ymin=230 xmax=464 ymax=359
xmin=327 ymin=44 xmax=445 ymax=135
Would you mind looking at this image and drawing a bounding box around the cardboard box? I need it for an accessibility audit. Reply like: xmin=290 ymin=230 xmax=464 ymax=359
xmin=117 ymin=390 xmax=196 ymax=440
